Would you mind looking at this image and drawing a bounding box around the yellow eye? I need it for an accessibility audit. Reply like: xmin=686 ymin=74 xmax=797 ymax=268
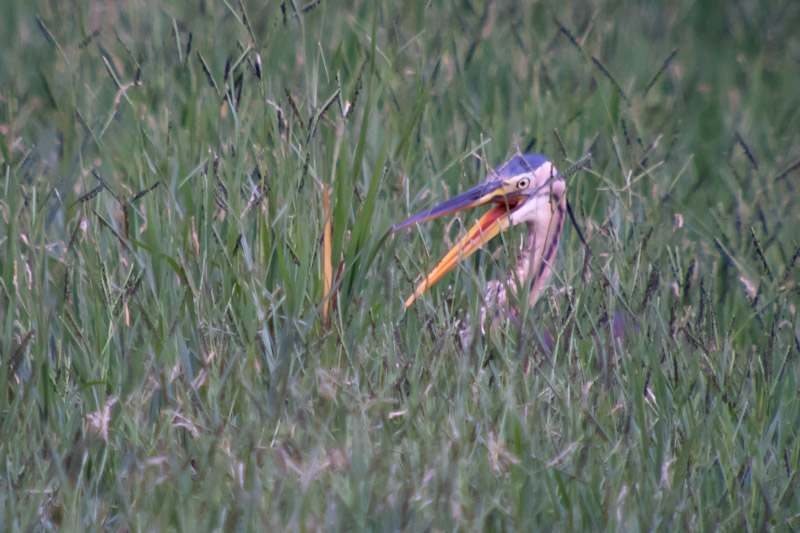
xmin=517 ymin=178 xmax=529 ymax=189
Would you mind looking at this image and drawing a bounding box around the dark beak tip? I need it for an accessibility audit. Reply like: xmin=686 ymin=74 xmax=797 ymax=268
xmin=392 ymin=218 xmax=416 ymax=233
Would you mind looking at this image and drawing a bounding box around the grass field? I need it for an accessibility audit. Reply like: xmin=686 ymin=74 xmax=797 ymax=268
xmin=2 ymin=0 xmax=800 ymax=529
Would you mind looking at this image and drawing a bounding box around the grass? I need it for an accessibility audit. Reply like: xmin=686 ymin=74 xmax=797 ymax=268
xmin=1 ymin=0 xmax=799 ymax=529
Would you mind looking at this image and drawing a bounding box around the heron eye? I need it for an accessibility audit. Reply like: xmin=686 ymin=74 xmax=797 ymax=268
xmin=517 ymin=178 xmax=529 ymax=189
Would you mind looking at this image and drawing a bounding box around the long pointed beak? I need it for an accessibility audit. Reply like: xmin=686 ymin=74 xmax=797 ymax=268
xmin=393 ymin=180 xmax=514 ymax=232
xmin=395 ymin=182 xmax=525 ymax=308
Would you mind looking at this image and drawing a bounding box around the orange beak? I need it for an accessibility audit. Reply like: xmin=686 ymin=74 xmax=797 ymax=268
xmin=394 ymin=180 xmax=525 ymax=308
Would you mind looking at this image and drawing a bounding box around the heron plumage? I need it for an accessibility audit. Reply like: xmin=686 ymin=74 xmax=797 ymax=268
xmin=395 ymin=153 xmax=566 ymax=316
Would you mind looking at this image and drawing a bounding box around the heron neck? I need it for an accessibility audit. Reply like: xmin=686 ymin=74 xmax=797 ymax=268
xmin=514 ymin=201 xmax=566 ymax=307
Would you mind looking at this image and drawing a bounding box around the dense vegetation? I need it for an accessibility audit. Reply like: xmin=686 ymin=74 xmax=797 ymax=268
xmin=1 ymin=0 xmax=799 ymax=529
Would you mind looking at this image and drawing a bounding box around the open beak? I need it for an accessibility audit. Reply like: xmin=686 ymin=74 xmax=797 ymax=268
xmin=394 ymin=181 xmax=525 ymax=308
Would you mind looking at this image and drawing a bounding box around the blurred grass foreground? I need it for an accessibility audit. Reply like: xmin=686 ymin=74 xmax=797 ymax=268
xmin=1 ymin=0 xmax=799 ymax=529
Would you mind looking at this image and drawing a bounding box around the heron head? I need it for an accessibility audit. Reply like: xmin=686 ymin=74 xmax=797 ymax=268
xmin=394 ymin=154 xmax=565 ymax=308
xmin=506 ymin=160 xmax=565 ymax=227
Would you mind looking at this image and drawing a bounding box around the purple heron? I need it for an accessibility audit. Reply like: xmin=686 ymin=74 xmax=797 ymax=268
xmin=394 ymin=153 xmax=569 ymax=318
